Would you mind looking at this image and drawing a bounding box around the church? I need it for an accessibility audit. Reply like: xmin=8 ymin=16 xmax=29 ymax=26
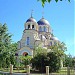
xmin=16 ymin=14 xmax=59 ymax=57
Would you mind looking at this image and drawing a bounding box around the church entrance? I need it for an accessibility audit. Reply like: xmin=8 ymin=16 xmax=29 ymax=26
xmin=23 ymin=52 xmax=28 ymax=56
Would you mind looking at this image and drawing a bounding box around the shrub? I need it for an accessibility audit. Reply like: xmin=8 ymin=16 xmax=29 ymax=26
xmin=31 ymin=51 xmax=61 ymax=72
xmin=47 ymin=52 xmax=61 ymax=72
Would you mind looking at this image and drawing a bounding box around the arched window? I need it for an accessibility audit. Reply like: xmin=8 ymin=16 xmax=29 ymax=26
xmin=50 ymin=42 xmax=52 ymax=46
xmin=48 ymin=27 xmax=50 ymax=32
xmin=28 ymin=25 xmax=30 ymax=29
xmin=54 ymin=42 xmax=56 ymax=45
xmin=27 ymin=37 xmax=29 ymax=45
xmin=39 ymin=26 xmax=42 ymax=31
xmin=41 ymin=35 xmax=42 ymax=40
xmin=23 ymin=52 xmax=28 ymax=56
xmin=44 ymin=26 xmax=46 ymax=32
xmin=32 ymin=25 xmax=34 ymax=29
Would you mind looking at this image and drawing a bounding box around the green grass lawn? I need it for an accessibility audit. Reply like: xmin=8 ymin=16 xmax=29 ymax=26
xmin=53 ymin=67 xmax=74 ymax=74
xmin=0 ymin=68 xmax=27 ymax=73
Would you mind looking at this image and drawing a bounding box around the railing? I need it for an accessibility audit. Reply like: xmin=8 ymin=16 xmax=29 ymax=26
xmin=0 ymin=65 xmax=75 ymax=75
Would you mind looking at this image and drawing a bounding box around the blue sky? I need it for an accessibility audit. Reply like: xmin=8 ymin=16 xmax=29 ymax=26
xmin=0 ymin=0 xmax=74 ymax=56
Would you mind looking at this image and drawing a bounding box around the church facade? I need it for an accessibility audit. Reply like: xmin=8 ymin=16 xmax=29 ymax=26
xmin=16 ymin=16 xmax=59 ymax=57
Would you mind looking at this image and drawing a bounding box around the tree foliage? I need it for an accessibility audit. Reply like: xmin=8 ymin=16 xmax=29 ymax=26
xmin=34 ymin=47 xmax=47 ymax=56
xmin=0 ymin=23 xmax=17 ymax=68
xmin=20 ymin=55 xmax=32 ymax=67
xmin=49 ymin=42 xmax=67 ymax=58
xmin=63 ymin=54 xmax=75 ymax=68
xmin=31 ymin=52 xmax=49 ymax=72
xmin=31 ymin=51 xmax=61 ymax=72
xmin=38 ymin=0 xmax=70 ymax=7
xmin=31 ymin=42 xmax=67 ymax=72
xmin=0 ymin=23 xmax=12 ymax=51
xmin=47 ymin=52 xmax=61 ymax=72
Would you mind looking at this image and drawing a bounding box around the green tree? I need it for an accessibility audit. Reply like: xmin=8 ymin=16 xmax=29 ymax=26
xmin=31 ymin=51 xmax=61 ymax=72
xmin=38 ymin=0 xmax=70 ymax=7
xmin=31 ymin=42 xmax=67 ymax=72
xmin=31 ymin=52 xmax=48 ymax=72
xmin=47 ymin=52 xmax=61 ymax=72
xmin=49 ymin=42 xmax=67 ymax=57
xmin=34 ymin=47 xmax=47 ymax=56
xmin=0 ymin=23 xmax=12 ymax=51
xmin=72 ymin=57 xmax=75 ymax=68
xmin=20 ymin=55 xmax=32 ymax=67
xmin=49 ymin=42 xmax=67 ymax=59
xmin=0 ymin=23 xmax=17 ymax=68
xmin=49 ymin=42 xmax=67 ymax=68
xmin=8 ymin=43 xmax=18 ymax=67
xmin=0 ymin=23 xmax=11 ymax=68
xmin=63 ymin=54 xmax=74 ymax=68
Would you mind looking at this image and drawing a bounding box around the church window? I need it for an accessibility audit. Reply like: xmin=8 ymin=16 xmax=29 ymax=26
xmin=32 ymin=25 xmax=34 ymax=29
xmin=39 ymin=26 xmax=42 ymax=31
xmin=44 ymin=26 xmax=46 ymax=32
xmin=27 ymin=37 xmax=29 ymax=45
xmin=50 ymin=42 xmax=52 ymax=46
xmin=54 ymin=42 xmax=56 ymax=45
xmin=23 ymin=52 xmax=28 ymax=56
xmin=41 ymin=35 xmax=42 ymax=40
xmin=28 ymin=25 xmax=30 ymax=29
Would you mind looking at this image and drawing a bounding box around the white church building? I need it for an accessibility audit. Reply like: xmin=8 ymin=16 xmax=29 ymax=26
xmin=16 ymin=15 xmax=60 ymax=57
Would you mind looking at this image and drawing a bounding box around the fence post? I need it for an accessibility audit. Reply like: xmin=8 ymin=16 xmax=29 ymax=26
xmin=67 ymin=66 xmax=70 ymax=75
xmin=27 ymin=65 xmax=30 ymax=75
xmin=46 ymin=66 xmax=49 ymax=75
xmin=10 ymin=64 xmax=13 ymax=74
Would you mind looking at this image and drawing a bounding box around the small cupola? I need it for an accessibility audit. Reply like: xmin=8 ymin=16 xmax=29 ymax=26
xmin=37 ymin=17 xmax=50 ymax=25
xmin=24 ymin=12 xmax=38 ymax=31
xmin=37 ymin=17 xmax=51 ymax=32
xmin=26 ymin=17 xmax=37 ymax=23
